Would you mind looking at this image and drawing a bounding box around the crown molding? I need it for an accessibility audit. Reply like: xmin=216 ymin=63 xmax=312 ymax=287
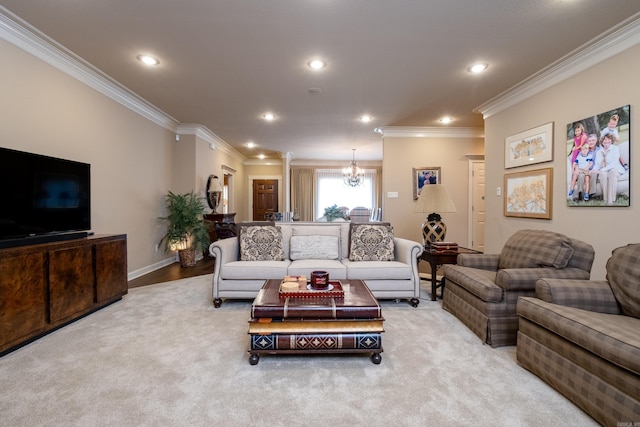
xmin=0 ymin=8 xmax=180 ymax=131
xmin=475 ymin=13 xmax=640 ymax=119
xmin=290 ymin=159 xmax=382 ymax=167
xmin=244 ymin=159 xmax=284 ymax=166
xmin=176 ymin=124 xmax=246 ymax=162
xmin=378 ymin=126 xmax=484 ymax=138
xmin=0 ymin=7 xmax=247 ymax=164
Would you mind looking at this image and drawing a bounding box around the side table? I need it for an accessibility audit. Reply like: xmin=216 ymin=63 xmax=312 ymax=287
xmin=419 ymin=247 xmax=481 ymax=301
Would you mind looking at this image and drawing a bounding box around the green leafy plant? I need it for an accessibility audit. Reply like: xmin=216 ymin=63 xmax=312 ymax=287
xmin=159 ymin=191 xmax=211 ymax=253
xmin=323 ymin=204 xmax=345 ymax=222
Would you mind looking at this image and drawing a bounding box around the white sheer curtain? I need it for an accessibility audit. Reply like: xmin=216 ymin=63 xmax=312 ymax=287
xmin=315 ymin=169 xmax=377 ymax=219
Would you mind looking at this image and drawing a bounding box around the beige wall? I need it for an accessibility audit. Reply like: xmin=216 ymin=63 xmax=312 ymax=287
xmin=191 ymin=134 xmax=248 ymax=219
xmin=0 ymin=39 xmax=232 ymax=278
xmin=484 ymin=44 xmax=640 ymax=279
xmin=382 ymin=136 xmax=484 ymax=245
xmin=7 ymin=20 xmax=637 ymax=282
xmin=245 ymin=163 xmax=284 ymax=221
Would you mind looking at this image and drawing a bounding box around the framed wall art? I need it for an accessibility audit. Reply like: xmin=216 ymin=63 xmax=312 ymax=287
xmin=505 ymin=122 xmax=554 ymax=169
xmin=566 ymin=104 xmax=630 ymax=207
xmin=413 ymin=166 xmax=440 ymax=200
xmin=504 ymin=167 xmax=553 ymax=220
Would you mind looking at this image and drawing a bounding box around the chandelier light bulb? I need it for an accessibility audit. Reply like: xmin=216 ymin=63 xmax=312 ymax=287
xmin=343 ymin=149 xmax=364 ymax=187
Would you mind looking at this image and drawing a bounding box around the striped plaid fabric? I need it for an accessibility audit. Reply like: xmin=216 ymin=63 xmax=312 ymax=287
xmin=517 ymin=297 xmax=640 ymax=425
xmin=605 ymin=243 xmax=640 ymax=318
xmin=442 ymin=230 xmax=595 ymax=347
xmin=535 ymin=278 xmax=622 ymax=314
xmin=457 ymin=253 xmax=499 ymax=271
xmin=517 ymin=328 xmax=640 ymax=425
xmin=518 ymin=297 xmax=640 ymax=375
xmin=348 ymin=207 xmax=371 ymax=223
xmin=495 ymin=266 xmax=591 ymax=291
xmin=565 ymin=237 xmax=597 ymax=272
xmin=442 ymin=266 xmax=501 ymax=302
xmin=498 ymin=229 xmax=577 ymax=270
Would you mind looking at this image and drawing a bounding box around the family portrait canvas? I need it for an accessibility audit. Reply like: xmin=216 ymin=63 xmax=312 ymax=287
xmin=566 ymin=105 xmax=630 ymax=207
xmin=413 ymin=167 xmax=440 ymax=200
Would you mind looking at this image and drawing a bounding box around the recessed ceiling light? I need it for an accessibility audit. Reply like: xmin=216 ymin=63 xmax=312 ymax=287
xmin=246 ymin=142 xmax=256 ymax=148
xmin=439 ymin=116 xmax=453 ymax=124
xmin=258 ymin=154 xmax=266 ymax=160
xmin=262 ymin=113 xmax=276 ymax=121
xmin=468 ymin=63 xmax=488 ymax=74
xmin=360 ymin=115 xmax=373 ymax=123
xmin=137 ymin=55 xmax=159 ymax=66
xmin=308 ymin=59 xmax=326 ymax=70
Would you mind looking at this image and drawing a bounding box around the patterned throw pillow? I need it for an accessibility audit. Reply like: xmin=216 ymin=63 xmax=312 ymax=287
xmin=349 ymin=224 xmax=395 ymax=261
xmin=240 ymin=225 xmax=285 ymax=261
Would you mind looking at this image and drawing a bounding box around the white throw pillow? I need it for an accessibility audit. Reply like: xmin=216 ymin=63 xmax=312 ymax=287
xmin=289 ymin=235 xmax=340 ymax=260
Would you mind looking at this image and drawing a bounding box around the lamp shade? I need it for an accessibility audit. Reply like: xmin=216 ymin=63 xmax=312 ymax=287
xmin=207 ymin=175 xmax=223 ymax=193
xmin=413 ymin=184 xmax=457 ymax=214
xmin=206 ymin=175 xmax=224 ymax=212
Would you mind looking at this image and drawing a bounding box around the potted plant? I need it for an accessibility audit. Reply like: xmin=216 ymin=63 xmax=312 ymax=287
xmin=323 ymin=204 xmax=346 ymax=222
xmin=159 ymin=191 xmax=211 ymax=267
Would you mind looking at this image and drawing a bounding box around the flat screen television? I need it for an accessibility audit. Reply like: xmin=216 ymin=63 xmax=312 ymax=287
xmin=0 ymin=147 xmax=91 ymax=248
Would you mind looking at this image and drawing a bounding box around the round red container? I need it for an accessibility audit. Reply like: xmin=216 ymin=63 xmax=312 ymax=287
xmin=310 ymin=271 xmax=330 ymax=290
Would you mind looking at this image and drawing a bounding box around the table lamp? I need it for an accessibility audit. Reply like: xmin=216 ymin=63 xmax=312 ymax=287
xmin=206 ymin=175 xmax=223 ymax=213
xmin=413 ymin=184 xmax=457 ymax=247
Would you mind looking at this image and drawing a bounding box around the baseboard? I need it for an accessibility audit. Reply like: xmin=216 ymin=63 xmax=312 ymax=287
xmin=127 ymin=257 xmax=175 ymax=281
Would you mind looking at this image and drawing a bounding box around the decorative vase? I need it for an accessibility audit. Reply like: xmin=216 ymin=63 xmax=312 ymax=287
xmin=178 ymin=248 xmax=197 ymax=267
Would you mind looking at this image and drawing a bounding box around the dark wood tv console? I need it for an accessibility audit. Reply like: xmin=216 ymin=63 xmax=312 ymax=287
xmin=0 ymin=234 xmax=127 ymax=356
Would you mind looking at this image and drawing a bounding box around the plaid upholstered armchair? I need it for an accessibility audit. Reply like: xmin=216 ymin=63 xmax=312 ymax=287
xmin=516 ymin=244 xmax=640 ymax=425
xmin=442 ymin=229 xmax=595 ymax=347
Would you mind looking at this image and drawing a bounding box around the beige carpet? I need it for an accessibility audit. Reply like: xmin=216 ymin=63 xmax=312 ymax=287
xmin=0 ymin=275 xmax=596 ymax=427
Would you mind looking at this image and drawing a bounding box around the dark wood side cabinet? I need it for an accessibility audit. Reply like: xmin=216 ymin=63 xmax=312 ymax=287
xmin=204 ymin=213 xmax=236 ymax=243
xmin=0 ymin=234 xmax=127 ymax=355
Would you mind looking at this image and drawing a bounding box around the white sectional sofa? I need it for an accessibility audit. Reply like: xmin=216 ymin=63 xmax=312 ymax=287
xmin=209 ymin=221 xmax=423 ymax=307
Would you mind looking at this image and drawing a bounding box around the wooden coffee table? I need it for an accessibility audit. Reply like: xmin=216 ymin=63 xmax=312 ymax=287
xmin=248 ymin=279 xmax=384 ymax=365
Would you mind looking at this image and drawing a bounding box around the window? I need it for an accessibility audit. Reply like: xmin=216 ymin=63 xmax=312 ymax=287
xmin=315 ymin=169 xmax=376 ymax=218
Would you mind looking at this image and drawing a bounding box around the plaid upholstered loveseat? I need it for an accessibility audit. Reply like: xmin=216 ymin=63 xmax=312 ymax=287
xmin=442 ymin=229 xmax=595 ymax=347
xmin=517 ymin=243 xmax=640 ymax=425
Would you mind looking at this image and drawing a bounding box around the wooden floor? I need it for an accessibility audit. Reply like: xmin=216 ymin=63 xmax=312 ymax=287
xmin=128 ymin=256 xmax=215 ymax=288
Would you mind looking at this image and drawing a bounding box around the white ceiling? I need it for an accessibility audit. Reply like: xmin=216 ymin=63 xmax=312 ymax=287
xmin=1 ymin=1 xmax=639 ymax=162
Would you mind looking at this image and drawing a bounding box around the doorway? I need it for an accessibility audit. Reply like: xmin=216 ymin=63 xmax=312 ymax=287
xmin=252 ymin=179 xmax=279 ymax=221
xmin=221 ymin=165 xmax=236 ymax=214
xmin=468 ymin=159 xmax=485 ymax=252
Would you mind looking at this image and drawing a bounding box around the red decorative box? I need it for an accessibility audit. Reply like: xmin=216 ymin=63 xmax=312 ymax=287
xmin=279 ymin=280 xmax=345 ymax=298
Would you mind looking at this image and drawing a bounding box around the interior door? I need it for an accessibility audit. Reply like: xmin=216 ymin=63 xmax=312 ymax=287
xmin=253 ymin=179 xmax=278 ymax=220
xmin=471 ymin=161 xmax=485 ymax=252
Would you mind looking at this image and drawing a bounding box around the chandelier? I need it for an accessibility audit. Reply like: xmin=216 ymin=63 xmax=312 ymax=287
xmin=343 ymin=149 xmax=364 ymax=187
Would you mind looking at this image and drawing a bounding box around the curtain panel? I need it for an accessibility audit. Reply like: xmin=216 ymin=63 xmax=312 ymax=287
xmin=291 ymin=168 xmax=314 ymax=221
